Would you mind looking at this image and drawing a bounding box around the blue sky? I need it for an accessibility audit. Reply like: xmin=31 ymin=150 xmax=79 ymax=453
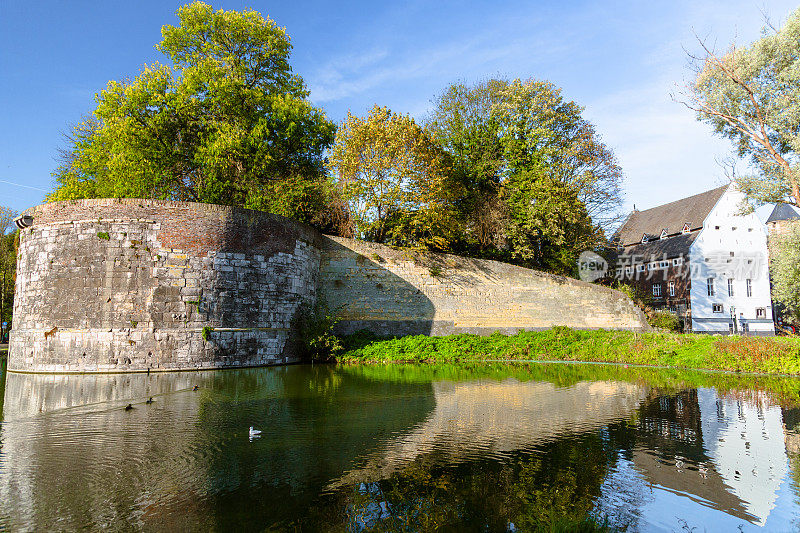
xmin=1 ymin=0 xmax=797 ymax=216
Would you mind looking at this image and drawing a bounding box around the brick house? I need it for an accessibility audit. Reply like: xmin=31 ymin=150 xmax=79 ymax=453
xmin=611 ymin=184 xmax=774 ymax=335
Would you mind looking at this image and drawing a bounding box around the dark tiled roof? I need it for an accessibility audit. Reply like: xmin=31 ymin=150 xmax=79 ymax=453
xmin=766 ymin=203 xmax=800 ymax=223
xmin=621 ymin=232 xmax=698 ymax=259
xmin=614 ymin=185 xmax=728 ymax=246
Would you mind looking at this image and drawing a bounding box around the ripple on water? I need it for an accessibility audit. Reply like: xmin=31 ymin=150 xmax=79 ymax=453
xmin=2 ymin=365 xmax=800 ymax=531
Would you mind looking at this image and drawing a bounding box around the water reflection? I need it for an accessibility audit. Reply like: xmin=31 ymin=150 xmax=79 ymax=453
xmin=1 ymin=363 xmax=799 ymax=531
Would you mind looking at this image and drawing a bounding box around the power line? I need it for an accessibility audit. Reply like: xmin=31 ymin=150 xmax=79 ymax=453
xmin=0 ymin=179 xmax=48 ymax=193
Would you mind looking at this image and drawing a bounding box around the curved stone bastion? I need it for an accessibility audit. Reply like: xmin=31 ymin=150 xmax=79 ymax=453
xmin=9 ymin=199 xmax=321 ymax=373
xmin=9 ymin=199 xmax=649 ymax=373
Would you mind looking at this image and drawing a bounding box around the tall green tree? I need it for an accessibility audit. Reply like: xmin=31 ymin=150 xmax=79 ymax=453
xmin=770 ymin=221 xmax=800 ymax=323
xmin=0 ymin=206 xmax=17 ymax=337
xmin=327 ymin=105 xmax=460 ymax=250
xmin=685 ymin=8 xmax=800 ymax=207
xmin=427 ymin=78 xmax=618 ymax=273
xmin=51 ymin=2 xmax=336 ymax=222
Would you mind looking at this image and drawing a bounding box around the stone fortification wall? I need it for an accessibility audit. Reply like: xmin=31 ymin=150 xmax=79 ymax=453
xmin=10 ymin=200 xmax=649 ymax=373
xmin=319 ymin=236 xmax=649 ymax=336
xmin=9 ymin=199 xmax=320 ymax=373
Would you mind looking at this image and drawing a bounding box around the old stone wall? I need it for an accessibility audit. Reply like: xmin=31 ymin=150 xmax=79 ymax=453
xmin=10 ymin=200 xmax=649 ymax=374
xmin=9 ymin=199 xmax=320 ymax=373
xmin=319 ymin=236 xmax=649 ymax=336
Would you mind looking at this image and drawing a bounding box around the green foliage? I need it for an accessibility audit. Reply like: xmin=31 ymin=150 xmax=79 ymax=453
xmin=612 ymin=280 xmax=652 ymax=310
xmin=689 ymin=9 xmax=800 ymax=206
xmin=648 ymin=310 xmax=680 ymax=331
xmin=96 ymin=231 xmax=110 ymax=240
xmin=427 ymin=78 xmax=622 ymax=273
xmin=0 ymin=208 xmax=16 ymax=331
xmin=201 ymin=326 xmax=214 ymax=341
xmin=428 ymin=265 xmax=442 ymax=277
xmin=338 ymin=327 xmax=800 ymax=375
xmin=327 ymin=105 xmax=461 ymax=250
xmin=50 ymin=2 xmax=336 ymax=222
xmin=770 ymin=221 xmax=800 ymax=322
xmin=295 ymin=301 xmax=343 ymax=362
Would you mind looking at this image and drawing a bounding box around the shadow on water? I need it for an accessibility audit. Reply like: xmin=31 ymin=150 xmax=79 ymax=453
xmin=2 ymin=362 xmax=800 ymax=531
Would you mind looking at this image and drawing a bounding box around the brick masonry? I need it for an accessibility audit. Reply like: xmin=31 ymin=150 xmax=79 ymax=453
xmin=10 ymin=199 xmax=648 ymax=373
xmin=9 ymin=199 xmax=321 ymax=373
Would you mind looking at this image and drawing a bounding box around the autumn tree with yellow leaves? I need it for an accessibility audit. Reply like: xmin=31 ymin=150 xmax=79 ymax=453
xmin=327 ymin=105 xmax=461 ymax=251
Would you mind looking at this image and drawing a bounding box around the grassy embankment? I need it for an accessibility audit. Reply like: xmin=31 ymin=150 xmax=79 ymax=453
xmin=338 ymin=327 xmax=800 ymax=375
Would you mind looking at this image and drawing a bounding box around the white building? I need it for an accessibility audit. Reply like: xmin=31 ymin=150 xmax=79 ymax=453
xmin=614 ymin=184 xmax=774 ymax=335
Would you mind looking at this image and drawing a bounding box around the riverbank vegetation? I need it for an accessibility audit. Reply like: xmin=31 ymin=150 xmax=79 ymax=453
xmin=337 ymin=327 xmax=800 ymax=376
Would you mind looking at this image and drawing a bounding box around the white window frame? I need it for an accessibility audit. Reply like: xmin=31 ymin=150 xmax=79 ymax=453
xmin=707 ymin=278 xmax=715 ymax=297
xmin=746 ymin=279 xmax=752 ymax=297
xmin=713 ymin=304 xmax=724 ymax=313
xmin=673 ymin=257 xmax=683 ymax=266
xmin=652 ymin=283 xmax=662 ymax=297
xmin=756 ymin=308 xmax=766 ymax=319
xmin=727 ymin=278 xmax=734 ymax=297
xmin=669 ymin=280 xmax=675 ymax=297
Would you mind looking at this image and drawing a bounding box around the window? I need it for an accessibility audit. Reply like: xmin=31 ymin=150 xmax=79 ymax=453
xmin=653 ymin=283 xmax=662 ymax=297
xmin=660 ymin=229 xmax=668 ymax=239
xmin=713 ymin=304 xmax=724 ymax=313
xmin=727 ymin=279 xmax=734 ymax=297
xmin=641 ymin=233 xmax=649 ymax=243
xmin=669 ymin=281 xmax=675 ymax=297
xmin=715 ymin=225 xmax=720 ymax=230
xmin=637 ymin=264 xmax=646 ymax=272
xmin=732 ymin=227 xmax=737 ymax=231
xmin=707 ymin=278 xmax=715 ymax=297
xmin=660 ymin=260 xmax=669 ymax=269
xmin=748 ymin=228 xmax=753 ymax=232
xmin=673 ymin=257 xmax=683 ymax=266
xmin=682 ymin=223 xmax=690 ymax=234
xmin=756 ymin=308 xmax=766 ymax=319
xmin=625 ymin=266 xmax=632 ymax=274
xmin=746 ymin=279 xmax=752 ymax=297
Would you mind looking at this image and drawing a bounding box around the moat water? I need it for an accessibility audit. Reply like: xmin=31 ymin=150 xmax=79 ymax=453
xmin=2 ymin=360 xmax=800 ymax=531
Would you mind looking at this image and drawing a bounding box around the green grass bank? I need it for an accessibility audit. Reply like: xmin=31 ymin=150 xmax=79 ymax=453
xmin=338 ymin=327 xmax=800 ymax=375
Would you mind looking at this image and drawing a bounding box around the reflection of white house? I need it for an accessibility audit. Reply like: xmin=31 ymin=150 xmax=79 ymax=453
xmin=615 ymin=184 xmax=774 ymax=335
xmin=696 ymin=388 xmax=788 ymax=526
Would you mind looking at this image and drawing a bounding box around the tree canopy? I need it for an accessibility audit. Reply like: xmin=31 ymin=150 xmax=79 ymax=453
xmin=0 ymin=206 xmax=17 ymax=331
xmin=687 ymin=8 xmax=800 ymax=207
xmin=427 ymin=78 xmax=616 ymax=273
xmin=770 ymin=222 xmax=800 ymax=323
xmin=327 ymin=105 xmax=460 ymax=250
xmin=50 ymin=2 xmax=335 ymax=221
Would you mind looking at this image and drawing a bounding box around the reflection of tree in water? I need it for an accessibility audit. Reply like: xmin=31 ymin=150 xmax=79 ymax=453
xmin=186 ymin=365 xmax=437 ymax=530
xmin=294 ymin=428 xmax=632 ymax=532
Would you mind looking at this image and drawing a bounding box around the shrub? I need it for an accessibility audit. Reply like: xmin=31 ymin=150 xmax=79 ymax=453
xmin=295 ymin=301 xmax=343 ymax=362
xmin=648 ymin=310 xmax=680 ymax=331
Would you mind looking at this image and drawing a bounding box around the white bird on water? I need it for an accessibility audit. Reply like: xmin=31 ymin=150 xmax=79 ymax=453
xmin=249 ymin=426 xmax=262 ymax=439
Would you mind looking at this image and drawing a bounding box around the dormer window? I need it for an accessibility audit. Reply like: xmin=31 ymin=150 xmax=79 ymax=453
xmin=682 ymin=223 xmax=690 ymax=234
xmin=641 ymin=233 xmax=649 ymax=243
xmin=660 ymin=229 xmax=668 ymax=240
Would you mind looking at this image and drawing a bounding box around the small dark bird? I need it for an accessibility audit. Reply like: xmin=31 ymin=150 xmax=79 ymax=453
xmin=124 ymin=404 xmax=133 ymax=411
xmin=145 ymin=397 xmax=153 ymax=404
xmin=192 ymin=385 xmax=199 ymax=391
